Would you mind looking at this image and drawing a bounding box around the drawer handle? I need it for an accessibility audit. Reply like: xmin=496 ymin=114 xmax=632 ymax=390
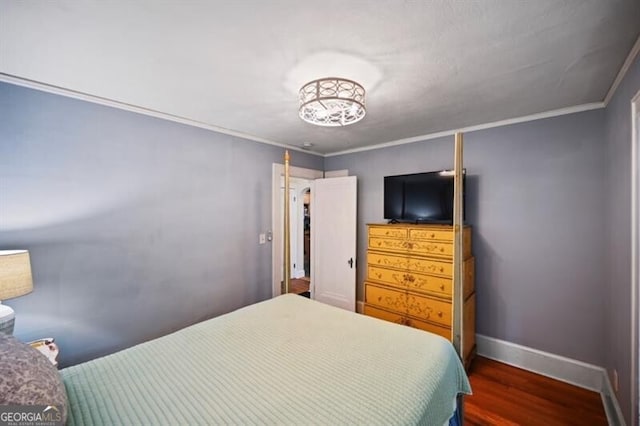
xmin=439 ymin=247 xmax=444 ymax=252
xmin=440 ymin=267 xmax=444 ymax=272
xmin=378 ymin=296 xmax=382 ymax=302
xmin=439 ymin=284 xmax=445 ymax=291
xmin=430 ymin=233 xmax=435 ymax=238
xmin=437 ymin=311 xmax=443 ymax=318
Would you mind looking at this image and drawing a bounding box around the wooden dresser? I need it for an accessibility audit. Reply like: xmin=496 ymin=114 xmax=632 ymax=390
xmin=363 ymin=223 xmax=476 ymax=367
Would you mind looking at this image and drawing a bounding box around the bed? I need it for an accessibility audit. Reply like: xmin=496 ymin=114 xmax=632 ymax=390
xmin=60 ymin=294 xmax=471 ymax=425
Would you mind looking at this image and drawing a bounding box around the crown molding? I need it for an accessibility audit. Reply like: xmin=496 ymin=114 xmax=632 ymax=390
xmin=604 ymin=34 xmax=640 ymax=106
xmin=0 ymin=73 xmax=324 ymax=157
xmin=1 ymin=70 xmax=619 ymax=159
xmin=325 ymin=102 xmax=604 ymax=157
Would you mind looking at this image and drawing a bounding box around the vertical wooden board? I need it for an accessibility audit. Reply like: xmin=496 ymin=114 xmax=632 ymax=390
xmin=283 ymin=150 xmax=291 ymax=294
xmin=463 ymin=293 xmax=476 ymax=364
xmin=452 ymin=133 xmax=465 ymax=358
xmin=463 ymin=227 xmax=472 ymax=259
xmin=464 ymin=257 xmax=475 ymax=300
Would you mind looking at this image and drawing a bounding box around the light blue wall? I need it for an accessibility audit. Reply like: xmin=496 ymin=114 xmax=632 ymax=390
xmin=0 ymin=82 xmax=323 ymax=367
xmin=604 ymin=51 xmax=640 ymax=426
xmin=325 ymin=109 xmax=607 ymax=366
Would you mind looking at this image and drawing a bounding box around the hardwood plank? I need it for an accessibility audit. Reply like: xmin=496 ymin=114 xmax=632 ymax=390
xmin=465 ymin=357 xmax=607 ymax=426
xmin=469 ymin=357 xmax=605 ymax=418
xmin=288 ymin=279 xmax=309 ymax=295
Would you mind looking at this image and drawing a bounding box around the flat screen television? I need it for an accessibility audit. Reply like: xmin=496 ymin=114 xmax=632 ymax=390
xmin=384 ymin=170 xmax=465 ymax=223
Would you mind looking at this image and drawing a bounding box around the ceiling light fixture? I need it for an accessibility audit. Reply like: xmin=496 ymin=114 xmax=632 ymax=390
xmin=299 ymin=77 xmax=366 ymax=126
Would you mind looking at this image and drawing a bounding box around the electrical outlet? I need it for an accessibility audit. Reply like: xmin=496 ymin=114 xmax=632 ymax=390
xmin=259 ymin=234 xmax=266 ymax=244
xmin=613 ymin=369 xmax=619 ymax=393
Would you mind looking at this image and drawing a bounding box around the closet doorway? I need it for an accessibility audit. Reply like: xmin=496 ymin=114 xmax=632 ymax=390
xmin=271 ymin=164 xmax=354 ymax=308
xmin=271 ymin=164 xmax=322 ymax=298
xmin=280 ymin=178 xmax=312 ymax=297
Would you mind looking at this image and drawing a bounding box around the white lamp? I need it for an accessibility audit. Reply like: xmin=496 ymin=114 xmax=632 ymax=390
xmin=0 ymin=250 xmax=33 ymax=335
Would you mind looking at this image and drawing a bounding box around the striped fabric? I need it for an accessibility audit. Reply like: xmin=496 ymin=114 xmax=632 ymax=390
xmin=62 ymin=294 xmax=471 ymax=425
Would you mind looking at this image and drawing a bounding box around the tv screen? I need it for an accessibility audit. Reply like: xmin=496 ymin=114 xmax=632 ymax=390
xmin=384 ymin=170 xmax=465 ymax=223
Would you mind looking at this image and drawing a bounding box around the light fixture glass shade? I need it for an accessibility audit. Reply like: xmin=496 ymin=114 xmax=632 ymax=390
xmin=299 ymin=77 xmax=366 ymax=126
xmin=0 ymin=250 xmax=33 ymax=301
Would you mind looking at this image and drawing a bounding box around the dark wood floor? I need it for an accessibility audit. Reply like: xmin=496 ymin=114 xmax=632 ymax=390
xmin=288 ymin=278 xmax=310 ymax=295
xmin=465 ymin=357 xmax=607 ymax=425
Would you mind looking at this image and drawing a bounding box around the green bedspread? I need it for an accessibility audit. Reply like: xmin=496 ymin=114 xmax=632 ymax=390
xmin=61 ymin=294 xmax=471 ymax=425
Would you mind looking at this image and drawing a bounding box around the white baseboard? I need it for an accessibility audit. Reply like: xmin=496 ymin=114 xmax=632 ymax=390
xmin=601 ymin=370 xmax=628 ymax=426
xmin=476 ymin=334 xmax=626 ymax=426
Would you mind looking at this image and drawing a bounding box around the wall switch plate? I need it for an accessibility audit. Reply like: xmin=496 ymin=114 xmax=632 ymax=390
xmin=613 ymin=369 xmax=619 ymax=393
xmin=259 ymin=233 xmax=266 ymax=244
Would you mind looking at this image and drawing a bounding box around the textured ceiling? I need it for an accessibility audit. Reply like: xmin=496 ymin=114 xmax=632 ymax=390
xmin=1 ymin=1 xmax=639 ymax=154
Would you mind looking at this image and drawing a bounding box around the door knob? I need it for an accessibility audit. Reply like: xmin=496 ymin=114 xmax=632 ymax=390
xmin=347 ymin=258 xmax=354 ymax=268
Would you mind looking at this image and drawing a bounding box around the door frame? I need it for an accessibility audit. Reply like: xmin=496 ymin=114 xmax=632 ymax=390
xmin=271 ymin=163 xmax=323 ymax=298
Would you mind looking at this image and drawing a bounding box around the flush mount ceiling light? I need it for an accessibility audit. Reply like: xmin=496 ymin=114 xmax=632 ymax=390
xmin=299 ymin=77 xmax=366 ymax=126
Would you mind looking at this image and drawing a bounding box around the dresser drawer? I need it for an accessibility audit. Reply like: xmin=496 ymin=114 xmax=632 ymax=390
xmin=365 ymin=284 xmax=406 ymax=313
xmin=405 ymin=317 xmax=452 ymax=340
xmin=369 ymin=237 xmax=453 ymax=259
xmin=367 ymin=265 xmax=452 ymax=298
xmin=406 ymin=292 xmax=452 ymax=327
xmin=364 ymin=304 xmax=452 ymax=340
xmin=363 ymin=304 xmax=405 ymax=325
xmin=408 ymin=240 xmax=453 ymax=258
xmin=369 ymin=226 xmax=407 ymax=239
xmin=367 ymin=252 xmax=409 ymax=270
xmin=409 ymin=228 xmax=453 ymax=242
xmin=407 ymin=257 xmax=452 ymax=277
xmin=369 ymin=236 xmax=409 ymax=253
xmin=370 ymin=251 xmax=452 ymax=277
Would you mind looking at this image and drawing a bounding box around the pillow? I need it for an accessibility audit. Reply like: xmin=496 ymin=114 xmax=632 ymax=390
xmin=0 ymin=334 xmax=67 ymax=423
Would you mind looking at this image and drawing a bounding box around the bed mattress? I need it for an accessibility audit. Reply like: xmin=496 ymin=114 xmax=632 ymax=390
xmin=61 ymin=294 xmax=471 ymax=425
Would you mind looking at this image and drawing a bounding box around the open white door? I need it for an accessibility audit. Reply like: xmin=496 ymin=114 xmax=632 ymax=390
xmin=311 ymin=176 xmax=357 ymax=311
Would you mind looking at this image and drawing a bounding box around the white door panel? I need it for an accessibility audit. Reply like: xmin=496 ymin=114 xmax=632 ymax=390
xmin=311 ymin=176 xmax=357 ymax=311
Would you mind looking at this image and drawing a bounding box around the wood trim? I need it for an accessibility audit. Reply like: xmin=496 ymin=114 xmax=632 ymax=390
xmin=1 ymin=72 xmax=612 ymax=158
xmin=324 ymin=103 xmax=604 ymax=157
xmin=602 ymin=368 xmax=629 ymax=426
xmin=475 ymin=334 xmax=627 ymax=425
xmin=476 ymin=334 xmax=605 ymax=392
xmin=0 ymin=73 xmax=324 ymax=157
xmin=324 ymin=169 xmax=349 ymax=178
xmin=452 ymin=133 xmax=464 ymax=357
xmin=631 ymin=90 xmax=640 ymax=426
xmin=271 ymin=164 xmax=323 ymax=298
xmin=283 ymin=152 xmax=291 ymax=294
xmin=604 ymin=34 xmax=640 ymax=106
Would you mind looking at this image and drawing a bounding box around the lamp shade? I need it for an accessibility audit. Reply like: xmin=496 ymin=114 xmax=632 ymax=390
xmin=0 ymin=250 xmax=33 ymax=301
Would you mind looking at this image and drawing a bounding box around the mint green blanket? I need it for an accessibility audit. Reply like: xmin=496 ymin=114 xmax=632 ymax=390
xmin=62 ymin=294 xmax=471 ymax=425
